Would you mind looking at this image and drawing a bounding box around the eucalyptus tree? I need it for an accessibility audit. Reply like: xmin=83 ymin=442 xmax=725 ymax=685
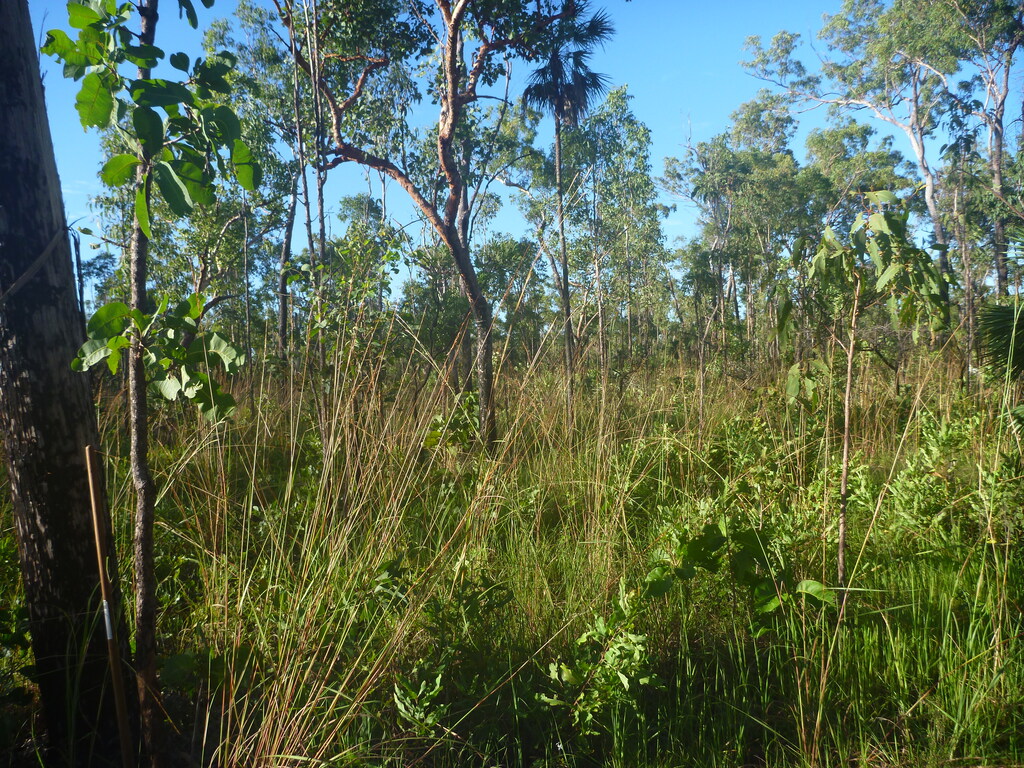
xmin=522 ymin=0 xmax=613 ymax=412
xmin=275 ymin=0 xmax=603 ymax=447
xmin=1 ymin=2 xmax=132 ymax=763
xmin=804 ymin=119 xmax=914 ymax=231
xmin=575 ymin=87 xmax=665 ymax=370
xmin=475 ymin=234 xmax=550 ymax=369
xmin=663 ymin=127 xmax=806 ymax=363
xmin=937 ymin=0 xmax=1024 ymax=296
xmin=746 ymin=0 xmax=960 ymax=306
xmin=662 ymin=135 xmax=741 ymax=360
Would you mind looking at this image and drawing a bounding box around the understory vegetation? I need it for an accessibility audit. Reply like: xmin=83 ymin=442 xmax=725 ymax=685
xmin=5 ymin=339 xmax=1021 ymax=767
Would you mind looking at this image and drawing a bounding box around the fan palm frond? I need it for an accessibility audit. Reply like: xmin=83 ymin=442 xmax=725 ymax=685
xmin=980 ymin=303 xmax=1024 ymax=380
xmin=522 ymin=1 xmax=614 ymax=127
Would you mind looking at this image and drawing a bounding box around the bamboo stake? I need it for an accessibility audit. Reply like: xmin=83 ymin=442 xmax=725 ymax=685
xmin=85 ymin=444 xmax=135 ymax=768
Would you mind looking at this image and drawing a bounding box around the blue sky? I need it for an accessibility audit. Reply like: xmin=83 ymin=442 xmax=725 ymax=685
xmin=31 ymin=0 xmax=847 ymax=256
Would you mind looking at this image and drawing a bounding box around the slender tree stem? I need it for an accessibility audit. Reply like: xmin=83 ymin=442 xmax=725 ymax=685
xmin=838 ymin=274 xmax=860 ymax=596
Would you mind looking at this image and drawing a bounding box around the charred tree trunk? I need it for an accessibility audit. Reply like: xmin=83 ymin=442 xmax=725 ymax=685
xmin=0 ymin=2 xmax=136 ymax=764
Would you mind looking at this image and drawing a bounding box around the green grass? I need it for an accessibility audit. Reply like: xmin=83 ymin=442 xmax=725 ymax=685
xmin=3 ymin=331 xmax=1023 ymax=767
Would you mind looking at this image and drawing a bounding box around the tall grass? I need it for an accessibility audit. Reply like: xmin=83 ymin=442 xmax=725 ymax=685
xmin=72 ymin=321 xmax=1024 ymax=767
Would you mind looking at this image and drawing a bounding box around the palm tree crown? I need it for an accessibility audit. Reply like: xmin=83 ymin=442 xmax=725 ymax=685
xmin=523 ymin=2 xmax=614 ymax=127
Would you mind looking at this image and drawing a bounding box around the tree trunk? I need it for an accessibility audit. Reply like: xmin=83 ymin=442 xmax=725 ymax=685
xmin=0 ymin=2 xmax=136 ymax=764
xmin=554 ymin=118 xmax=575 ymax=419
xmin=991 ymin=120 xmax=1008 ymax=297
xmin=129 ymin=3 xmax=165 ymax=764
xmin=918 ymin=154 xmax=952 ymax=311
xmin=838 ymin=275 xmax=860 ymax=597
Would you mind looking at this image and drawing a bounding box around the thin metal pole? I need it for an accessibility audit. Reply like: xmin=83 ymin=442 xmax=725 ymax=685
xmin=85 ymin=444 xmax=135 ymax=768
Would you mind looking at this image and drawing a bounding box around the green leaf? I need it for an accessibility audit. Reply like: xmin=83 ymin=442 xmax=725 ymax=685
xmin=867 ymin=212 xmax=891 ymax=236
xmin=875 ymin=261 xmax=901 ymax=292
xmin=231 ymin=140 xmax=261 ymax=191
xmin=100 ymin=154 xmax=140 ymax=186
xmin=133 ymin=106 xmax=164 ymax=158
xmin=208 ymin=105 xmax=242 ymax=144
xmin=154 ymin=161 xmax=194 ymax=216
xmin=866 ymin=190 xmax=899 ymax=207
xmin=796 ymin=579 xmax=836 ymax=606
xmin=76 ymin=72 xmax=115 ymax=128
xmin=130 ymin=79 xmax=192 ymax=108
xmin=41 ymin=29 xmax=77 ymax=59
xmin=776 ymin=296 xmax=794 ymax=348
xmin=135 ymin=181 xmax=152 ymax=238
xmin=86 ymin=301 xmax=131 ymax=339
xmin=786 ymin=363 xmax=801 ymax=403
xmin=175 ymin=161 xmax=215 ymax=206
xmin=170 ymin=52 xmax=190 ymax=72
xmin=123 ymin=44 xmax=164 ymax=69
xmin=193 ymin=331 xmax=245 ymax=374
xmin=177 ymin=0 xmax=199 ymax=28
xmin=72 ymin=339 xmax=112 ymax=372
xmin=187 ymin=371 xmax=237 ymax=422
xmin=67 ymin=3 xmax=103 ymax=29
xmin=151 ymin=375 xmax=182 ymax=401
xmin=642 ymin=565 xmax=674 ymax=599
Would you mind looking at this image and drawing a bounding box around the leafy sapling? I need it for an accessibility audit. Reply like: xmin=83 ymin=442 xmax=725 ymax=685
xmin=73 ymin=294 xmax=244 ymax=421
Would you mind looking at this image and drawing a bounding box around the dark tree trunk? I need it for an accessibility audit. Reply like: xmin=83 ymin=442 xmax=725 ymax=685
xmin=0 ymin=2 xmax=136 ymax=764
xmin=992 ymin=117 xmax=1008 ymax=297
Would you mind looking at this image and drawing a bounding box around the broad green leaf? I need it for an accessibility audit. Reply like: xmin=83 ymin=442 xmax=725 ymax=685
xmin=72 ymin=338 xmax=112 ymax=371
xmin=154 ymin=161 xmax=193 ymax=216
xmin=866 ymin=190 xmax=899 ymax=207
xmin=100 ymin=154 xmax=140 ymax=186
xmin=67 ymin=3 xmax=103 ymax=29
xmin=796 ymin=579 xmax=836 ymax=606
xmin=776 ymin=296 xmax=794 ymax=348
xmin=642 ymin=565 xmax=674 ymax=599
xmin=188 ymin=371 xmax=237 ymax=422
xmin=133 ymin=106 xmax=164 ymax=158
xmin=786 ymin=363 xmax=801 ymax=402
xmin=135 ymin=181 xmax=152 ymax=238
xmin=175 ymin=161 xmax=215 ymax=206
xmin=195 ymin=332 xmax=245 ymax=374
xmin=169 ymin=52 xmax=190 ymax=72
xmin=151 ymin=375 xmax=182 ymax=401
xmin=123 ymin=44 xmax=164 ymax=68
xmin=41 ymin=29 xmax=77 ymax=59
xmin=76 ymin=72 xmax=115 ymax=128
xmin=105 ymin=346 xmax=123 ymax=374
xmin=130 ymin=78 xmax=192 ymax=108
xmin=231 ymin=140 xmax=261 ymax=191
xmin=867 ymin=212 xmax=891 ymax=236
xmin=208 ymin=105 xmax=241 ymax=144
xmin=86 ymin=301 xmax=130 ymax=339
